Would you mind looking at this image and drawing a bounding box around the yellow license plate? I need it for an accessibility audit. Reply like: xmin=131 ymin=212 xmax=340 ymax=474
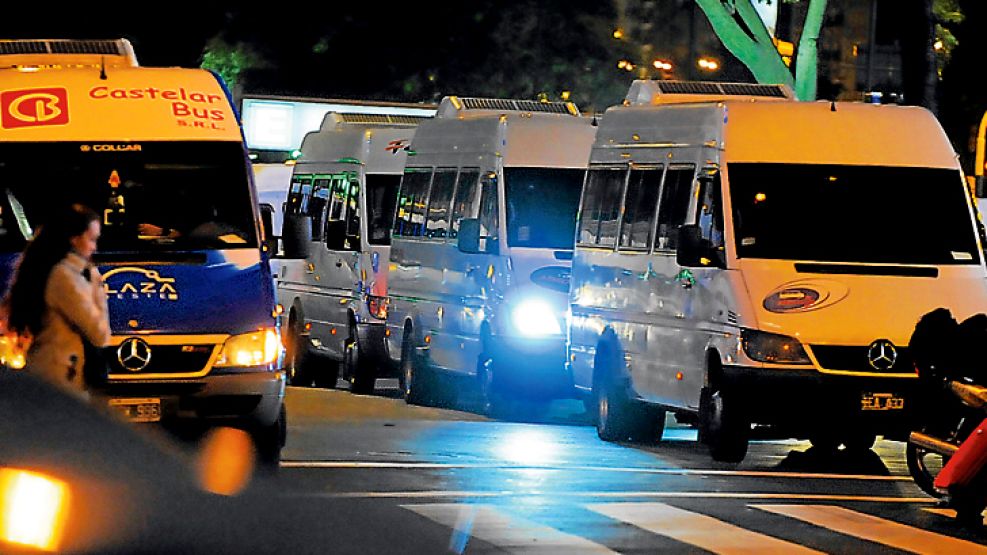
xmin=861 ymin=393 xmax=905 ymax=411
xmin=109 ymin=398 xmax=162 ymax=422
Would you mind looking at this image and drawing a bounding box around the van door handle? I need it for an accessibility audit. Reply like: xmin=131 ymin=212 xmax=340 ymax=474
xmin=465 ymin=265 xmax=479 ymax=276
xmin=336 ymin=259 xmax=343 ymax=268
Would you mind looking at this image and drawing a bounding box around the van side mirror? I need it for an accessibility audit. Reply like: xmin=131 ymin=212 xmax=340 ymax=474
xmin=457 ymin=218 xmax=481 ymax=253
xmin=676 ymin=224 xmax=721 ymax=268
xmin=259 ymin=203 xmax=278 ymax=255
xmin=281 ymin=213 xmax=312 ymax=259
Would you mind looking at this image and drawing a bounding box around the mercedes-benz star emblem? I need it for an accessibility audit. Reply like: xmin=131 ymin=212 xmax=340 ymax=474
xmin=866 ymin=339 xmax=898 ymax=371
xmin=117 ymin=337 xmax=152 ymax=372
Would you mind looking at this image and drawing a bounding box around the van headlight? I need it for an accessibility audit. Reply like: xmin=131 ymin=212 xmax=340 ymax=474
xmin=215 ymin=329 xmax=281 ymax=367
xmin=741 ymin=329 xmax=811 ymax=364
xmin=511 ymin=299 xmax=562 ymax=337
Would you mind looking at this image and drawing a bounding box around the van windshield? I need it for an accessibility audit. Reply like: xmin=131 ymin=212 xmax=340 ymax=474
xmin=0 ymin=141 xmax=257 ymax=253
xmin=729 ymin=163 xmax=979 ymax=265
xmin=505 ymin=167 xmax=584 ymax=249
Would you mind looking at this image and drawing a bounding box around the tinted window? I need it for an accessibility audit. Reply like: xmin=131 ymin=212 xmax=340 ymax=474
xmin=425 ymin=170 xmax=457 ymax=239
xmin=578 ymin=169 xmax=624 ymax=247
xmin=478 ymin=174 xmax=499 ymax=251
xmin=366 ymin=174 xmax=399 ymax=245
xmin=655 ymin=166 xmax=695 ymax=251
xmin=0 ymin=141 xmax=257 ymax=251
xmin=450 ymin=169 xmax=480 ymax=239
xmin=393 ymin=169 xmax=431 ymax=237
xmin=729 ymin=163 xmax=979 ymax=264
xmin=619 ymin=168 xmax=663 ymax=250
xmin=504 ymin=168 xmax=584 ymax=249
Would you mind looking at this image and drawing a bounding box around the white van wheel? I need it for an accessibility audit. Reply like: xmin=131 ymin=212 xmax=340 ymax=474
xmin=400 ymin=333 xmax=432 ymax=406
xmin=347 ymin=324 xmax=375 ymax=394
xmin=699 ymin=386 xmax=749 ymax=463
xmin=286 ymin=316 xmax=314 ymax=387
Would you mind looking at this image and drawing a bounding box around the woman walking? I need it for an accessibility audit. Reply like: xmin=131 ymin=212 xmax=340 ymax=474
xmin=2 ymin=203 xmax=110 ymax=397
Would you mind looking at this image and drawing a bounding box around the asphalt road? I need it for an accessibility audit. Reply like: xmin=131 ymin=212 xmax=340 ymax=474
xmin=254 ymin=381 xmax=987 ymax=554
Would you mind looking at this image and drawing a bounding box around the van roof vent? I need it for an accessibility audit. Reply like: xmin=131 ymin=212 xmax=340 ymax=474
xmin=0 ymin=38 xmax=138 ymax=68
xmin=438 ymin=96 xmax=580 ymax=118
xmin=337 ymin=113 xmax=429 ymax=126
xmin=625 ymin=80 xmax=795 ymax=105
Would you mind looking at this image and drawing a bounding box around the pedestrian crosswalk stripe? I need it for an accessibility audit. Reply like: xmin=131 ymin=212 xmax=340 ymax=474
xmin=754 ymin=504 xmax=987 ymax=554
xmin=402 ymin=503 xmax=618 ymax=554
xmin=587 ymin=501 xmax=823 ymax=554
xmin=923 ymin=506 xmax=987 ymax=525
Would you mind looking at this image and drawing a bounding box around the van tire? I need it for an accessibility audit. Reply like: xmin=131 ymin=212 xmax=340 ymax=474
xmin=311 ymin=359 xmax=340 ymax=389
xmin=400 ymin=331 xmax=433 ymax=406
xmin=477 ymin=351 xmax=504 ymax=418
xmin=346 ymin=323 xmax=375 ymax=395
xmin=699 ymin=385 xmax=749 ymax=463
xmin=286 ymin=315 xmax=314 ymax=387
xmin=593 ymin=347 xmax=657 ymax=442
xmin=253 ymin=403 xmax=286 ymax=471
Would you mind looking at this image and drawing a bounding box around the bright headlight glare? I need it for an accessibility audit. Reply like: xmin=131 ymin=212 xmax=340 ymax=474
xmin=741 ymin=329 xmax=811 ymax=364
xmin=511 ymin=299 xmax=562 ymax=337
xmin=215 ymin=329 xmax=281 ymax=367
xmin=0 ymin=468 xmax=70 ymax=552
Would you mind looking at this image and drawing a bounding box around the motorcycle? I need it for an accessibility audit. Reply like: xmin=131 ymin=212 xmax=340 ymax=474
xmin=907 ymin=308 xmax=987 ymax=525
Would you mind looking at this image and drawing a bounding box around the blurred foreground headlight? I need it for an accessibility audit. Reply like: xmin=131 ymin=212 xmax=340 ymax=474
xmin=0 ymin=468 xmax=70 ymax=552
xmin=215 ymin=329 xmax=281 ymax=367
xmin=511 ymin=299 xmax=562 ymax=337
xmin=741 ymin=329 xmax=811 ymax=364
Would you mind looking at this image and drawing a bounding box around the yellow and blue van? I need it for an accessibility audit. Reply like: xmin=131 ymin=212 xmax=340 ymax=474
xmin=0 ymin=39 xmax=285 ymax=462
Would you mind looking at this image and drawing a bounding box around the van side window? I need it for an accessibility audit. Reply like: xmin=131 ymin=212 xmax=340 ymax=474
xmin=285 ymin=175 xmax=311 ymax=215
xmin=324 ymin=176 xmax=359 ymax=251
xmin=425 ymin=169 xmax=457 ymax=239
xmin=310 ymin=177 xmax=332 ymax=239
xmin=696 ymin=170 xmax=724 ymax=250
xmin=367 ymin=174 xmax=400 ymax=245
xmin=449 ymin=169 xmax=480 ymax=239
xmin=578 ymin=168 xmax=624 ymax=247
xmin=655 ymin=165 xmax=696 ymax=251
xmin=478 ymin=173 xmax=499 ymax=251
xmin=620 ymin=167 xmax=664 ymax=250
xmin=393 ymin=168 xmax=432 ymax=237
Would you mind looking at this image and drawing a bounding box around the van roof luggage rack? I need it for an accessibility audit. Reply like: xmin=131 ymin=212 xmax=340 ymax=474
xmin=438 ymin=96 xmax=581 ymax=118
xmin=624 ymin=80 xmax=795 ymax=106
xmin=0 ymin=38 xmax=138 ymax=69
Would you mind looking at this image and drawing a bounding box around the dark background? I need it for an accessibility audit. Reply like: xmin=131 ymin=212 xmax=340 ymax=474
xmin=3 ymin=1 xmax=985 ymax=171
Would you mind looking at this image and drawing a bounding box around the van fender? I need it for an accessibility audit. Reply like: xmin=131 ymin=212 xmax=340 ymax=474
xmin=593 ymin=328 xmax=630 ymax=391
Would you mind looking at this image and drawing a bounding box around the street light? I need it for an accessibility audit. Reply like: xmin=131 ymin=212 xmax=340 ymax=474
xmin=698 ymin=57 xmax=720 ymax=72
xmin=652 ymin=59 xmax=673 ymax=71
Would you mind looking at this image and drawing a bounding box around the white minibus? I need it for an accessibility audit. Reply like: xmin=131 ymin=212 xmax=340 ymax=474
xmin=276 ymin=113 xmax=425 ymax=392
xmin=569 ymin=80 xmax=987 ymax=461
xmin=386 ymin=97 xmax=597 ymax=414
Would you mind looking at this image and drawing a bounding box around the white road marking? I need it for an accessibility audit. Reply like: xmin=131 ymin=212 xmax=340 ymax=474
xmin=755 ymin=504 xmax=987 ymax=554
xmin=403 ymin=503 xmax=617 ymax=554
xmin=587 ymin=501 xmax=823 ymax=554
xmin=304 ymin=490 xmax=934 ymax=503
xmin=279 ymin=460 xmax=910 ymax=481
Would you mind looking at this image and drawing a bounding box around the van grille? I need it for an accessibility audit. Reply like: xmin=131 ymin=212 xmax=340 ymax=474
xmin=105 ymin=344 xmax=215 ymax=376
xmin=655 ymin=81 xmax=790 ymax=98
xmin=810 ymin=345 xmax=914 ymax=374
xmin=0 ymin=39 xmax=126 ymax=56
xmin=457 ymin=97 xmax=579 ymax=115
xmin=338 ymin=113 xmax=427 ymax=126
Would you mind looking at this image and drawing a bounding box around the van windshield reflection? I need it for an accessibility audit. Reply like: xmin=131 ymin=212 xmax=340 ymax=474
xmin=505 ymin=167 xmax=584 ymax=249
xmin=0 ymin=142 xmax=257 ymax=253
xmin=729 ymin=163 xmax=978 ymax=265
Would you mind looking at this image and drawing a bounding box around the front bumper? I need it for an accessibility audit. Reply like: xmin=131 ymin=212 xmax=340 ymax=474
xmin=722 ymin=365 xmax=919 ymax=439
xmin=488 ymin=335 xmax=571 ymax=398
xmin=99 ymin=370 xmax=286 ymax=426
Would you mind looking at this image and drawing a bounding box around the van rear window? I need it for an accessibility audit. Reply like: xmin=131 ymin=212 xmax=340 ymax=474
xmin=728 ymin=163 xmax=979 ymax=265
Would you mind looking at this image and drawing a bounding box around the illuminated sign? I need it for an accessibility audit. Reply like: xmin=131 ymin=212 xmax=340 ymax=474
xmin=1 ymin=88 xmax=69 ymax=129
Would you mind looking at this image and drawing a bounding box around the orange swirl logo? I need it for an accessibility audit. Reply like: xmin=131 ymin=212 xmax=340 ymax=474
xmin=1 ymin=88 xmax=69 ymax=128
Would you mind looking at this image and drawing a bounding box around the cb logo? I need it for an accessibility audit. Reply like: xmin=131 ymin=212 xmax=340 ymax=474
xmin=1 ymin=88 xmax=69 ymax=129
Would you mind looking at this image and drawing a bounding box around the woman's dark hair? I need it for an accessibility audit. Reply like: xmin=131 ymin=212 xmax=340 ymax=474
xmin=3 ymin=204 xmax=99 ymax=337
